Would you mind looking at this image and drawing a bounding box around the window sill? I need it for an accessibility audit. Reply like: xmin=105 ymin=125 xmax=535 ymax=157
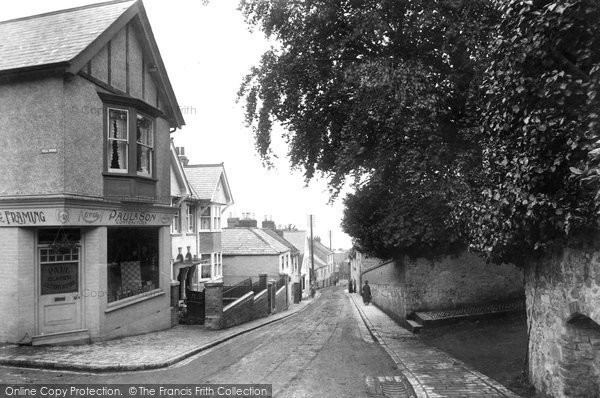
xmin=105 ymin=289 xmax=165 ymax=313
xmin=103 ymin=172 xmax=158 ymax=182
xmin=171 ymin=233 xmax=182 ymax=236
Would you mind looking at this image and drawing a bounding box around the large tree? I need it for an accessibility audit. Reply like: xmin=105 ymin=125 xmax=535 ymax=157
xmin=239 ymin=0 xmax=497 ymax=257
xmin=466 ymin=0 xmax=600 ymax=265
xmin=239 ymin=0 xmax=600 ymax=263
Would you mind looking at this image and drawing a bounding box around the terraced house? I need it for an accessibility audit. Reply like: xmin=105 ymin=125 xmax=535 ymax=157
xmin=0 ymin=0 xmax=184 ymax=344
xmin=170 ymin=148 xmax=233 ymax=295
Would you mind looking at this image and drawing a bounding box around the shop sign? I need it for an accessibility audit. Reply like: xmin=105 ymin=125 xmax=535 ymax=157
xmin=0 ymin=208 xmax=172 ymax=227
xmin=41 ymin=263 xmax=78 ymax=295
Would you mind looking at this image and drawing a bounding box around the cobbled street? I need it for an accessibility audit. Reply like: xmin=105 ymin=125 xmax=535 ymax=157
xmin=0 ymin=287 xmax=403 ymax=397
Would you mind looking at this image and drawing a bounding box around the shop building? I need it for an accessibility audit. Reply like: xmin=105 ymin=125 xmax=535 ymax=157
xmin=0 ymin=0 xmax=184 ymax=344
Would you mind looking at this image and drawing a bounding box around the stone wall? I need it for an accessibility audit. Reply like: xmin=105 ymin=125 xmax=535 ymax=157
xmin=253 ymin=290 xmax=269 ymax=319
xmin=405 ymin=252 xmax=523 ymax=312
xmin=361 ymin=251 xmax=524 ymax=324
xmin=360 ymin=260 xmax=407 ymax=323
xmin=275 ymin=286 xmax=288 ymax=313
xmin=222 ymin=292 xmax=255 ymax=329
xmin=525 ymin=236 xmax=600 ymax=397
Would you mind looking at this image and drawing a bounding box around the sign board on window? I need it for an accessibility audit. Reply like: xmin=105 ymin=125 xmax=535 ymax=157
xmin=41 ymin=263 xmax=78 ymax=295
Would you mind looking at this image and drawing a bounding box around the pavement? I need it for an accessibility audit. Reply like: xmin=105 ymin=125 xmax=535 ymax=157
xmin=0 ymin=292 xmax=320 ymax=372
xmin=347 ymin=291 xmax=522 ymax=398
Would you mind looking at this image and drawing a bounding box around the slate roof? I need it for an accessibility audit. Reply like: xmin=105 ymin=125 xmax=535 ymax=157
xmin=184 ymin=164 xmax=230 ymax=202
xmin=222 ymin=228 xmax=291 ymax=256
xmin=313 ymin=239 xmax=333 ymax=260
xmin=0 ymin=0 xmax=184 ymax=128
xmin=262 ymin=229 xmax=299 ymax=254
xmin=0 ymin=0 xmax=135 ymax=73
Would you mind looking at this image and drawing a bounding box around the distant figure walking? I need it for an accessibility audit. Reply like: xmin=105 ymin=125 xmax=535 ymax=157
xmin=362 ymin=280 xmax=372 ymax=305
xmin=348 ymin=278 xmax=354 ymax=293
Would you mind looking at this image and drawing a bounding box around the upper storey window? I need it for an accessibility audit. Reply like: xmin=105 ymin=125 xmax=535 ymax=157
xmin=106 ymin=105 xmax=155 ymax=178
xmin=136 ymin=115 xmax=153 ymax=176
xmin=108 ymin=108 xmax=129 ymax=173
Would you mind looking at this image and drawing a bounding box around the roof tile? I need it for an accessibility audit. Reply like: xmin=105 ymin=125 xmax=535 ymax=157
xmin=0 ymin=0 xmax=135 ymax=72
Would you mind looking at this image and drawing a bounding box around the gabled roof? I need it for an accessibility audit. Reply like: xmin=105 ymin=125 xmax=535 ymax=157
xmin=262 ymin=229 xmax=299 ymax=254
xmin=0 ymin=0 xmax=184 ymax=127
xmin=222 ymin=228 xmax=290 ymax=256
xmin=170 ymin=140 xmax=196 ymax=199
xmin=184 ymin=164 xmax=233 ymax=205
xmin=313 ymin=239 xmax=333 ymax=260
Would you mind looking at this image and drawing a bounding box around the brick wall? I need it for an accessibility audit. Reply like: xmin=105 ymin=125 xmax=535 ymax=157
xmin=275 ymin=286 xmax=288 ymax=313
xmin=362 ymin=251 xmax=523 ymax=324
xmin=253 ymin=289 xmax=269 ymax=319
xmin=222 ymin=292 xmax=255 ymax=329
xmin=525 ymin=236 xmax=600 ymax=397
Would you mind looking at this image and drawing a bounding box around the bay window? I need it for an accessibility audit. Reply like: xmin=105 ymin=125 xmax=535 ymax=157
xmin=107 ymin=108 xmax=129 ymax=172
xmin=105 ymin=104 xmax=155 ymax=178
xmin=171 ymin=210 xmax=180 ymax=233
xmin=200 ymin=206 xmax=211 ymax=230
xmin=186 ymin=204 xmax=195 ymax=232
xmin=136 ymin=115 xmax=153 ymax=176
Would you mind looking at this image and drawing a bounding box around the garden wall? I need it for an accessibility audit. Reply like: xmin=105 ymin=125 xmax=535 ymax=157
xmin=525 ymin=237 xmax=600 ymax=398
xmin=362 ymin=251 xmax=523 ymax=323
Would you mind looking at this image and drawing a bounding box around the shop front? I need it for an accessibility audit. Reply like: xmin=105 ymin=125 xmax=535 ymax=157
xmin=0 ymin=202 xmax=174 ymax=345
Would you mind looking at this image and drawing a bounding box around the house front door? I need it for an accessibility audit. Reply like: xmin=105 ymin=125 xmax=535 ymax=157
xmin=38 ymin=246 xmax=83 ymax=335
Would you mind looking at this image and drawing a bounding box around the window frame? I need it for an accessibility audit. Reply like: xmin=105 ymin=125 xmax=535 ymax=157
xmin=104 ymin=104 xmax=156 ymax=179
xmin=135 ymin=113 xmax=154 ymax=177
xmin=186 ymin=204 xmax=195 ymax=233
xmin=107 ymin=107 xmax=129 ymax=174
xmin=171 ymin=209 xmax=181 ymax=234
xmin=199 ymin=206 xmax=212 ymax=231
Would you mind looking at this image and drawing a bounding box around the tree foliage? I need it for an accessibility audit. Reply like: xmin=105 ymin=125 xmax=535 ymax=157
xmin=239 ymin=0 xmax=497 ymax=257
xmin=465 ymin=0 xmax=600 ymax=264
xmin=239 ymin=0 xmax=600 ymax=263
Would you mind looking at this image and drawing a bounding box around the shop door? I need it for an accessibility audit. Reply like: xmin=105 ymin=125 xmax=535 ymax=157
xmin=38 ymin=246 xmax=83 ymax=335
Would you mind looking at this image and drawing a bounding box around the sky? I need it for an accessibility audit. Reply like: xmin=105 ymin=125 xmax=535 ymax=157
xmin=2 ymin=0 xmax=353 ymax=250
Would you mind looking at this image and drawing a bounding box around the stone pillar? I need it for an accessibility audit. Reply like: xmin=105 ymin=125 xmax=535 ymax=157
xmin=259 ymin=273 xmax=268 ymax=292
xmin=268 ymin=279 xmax=276 ymax=313
xmin=293 ymin=282 xmax=300 ymax=304
xmin=204 ymin=282 xmax=223 ymax=330
xmin=170 ymin=280 xmax=180 ymax=327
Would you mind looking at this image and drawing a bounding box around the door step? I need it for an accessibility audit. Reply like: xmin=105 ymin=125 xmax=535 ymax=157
xmin=31 ymin=329 xmax=90 ymax=346
xmin=405 ymin=319 xmax=422 ymax=334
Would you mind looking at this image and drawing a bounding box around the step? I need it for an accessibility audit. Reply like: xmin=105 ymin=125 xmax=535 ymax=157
xmin=31 ymin=329 xmax=90 ymax=346
xmin=405 ymin=319 xmax=423 ymax=334
xmin=413 ymin=300 xmax=525 ymax=328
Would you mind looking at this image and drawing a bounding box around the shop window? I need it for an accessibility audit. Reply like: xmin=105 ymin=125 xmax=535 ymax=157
xmin=200 ymin=206 xmax=211 ymax=230
xmin=107 ymin=228 xmax=159 ymax=303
